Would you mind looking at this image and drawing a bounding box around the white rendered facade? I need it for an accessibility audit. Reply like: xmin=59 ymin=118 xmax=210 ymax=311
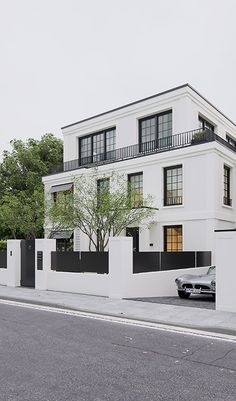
xmin=43 ymin=84 xmax=236 ymax=256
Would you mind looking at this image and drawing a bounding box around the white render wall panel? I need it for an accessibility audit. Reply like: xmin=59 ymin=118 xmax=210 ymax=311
xmin=7 ymin=240 xmax=21 ymax=287
xmin=47 ymin=271 xmax=109 ymax=296
xmin=44 ymin=85 xmax=236 ymax=256
xmin=44 ymin=145 xmax=236 ymax=253
xmin=0 ymin=269 xmax=8 ymax=286
xmin=215 ymin=231 xmax=236 ymax=313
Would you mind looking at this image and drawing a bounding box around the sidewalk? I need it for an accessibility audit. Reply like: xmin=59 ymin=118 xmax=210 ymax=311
xmin=0 ymin=285 xmax=236 ymax=338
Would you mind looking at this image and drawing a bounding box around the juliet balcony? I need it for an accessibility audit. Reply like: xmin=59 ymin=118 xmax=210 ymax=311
xmin=49 ymin=128 xmax=236 ymax=175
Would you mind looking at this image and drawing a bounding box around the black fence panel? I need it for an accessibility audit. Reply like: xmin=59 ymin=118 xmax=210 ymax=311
xmin=196 ymin=251 xmax=212 ymax=267
xmin=0 ymin=251 xmax=7 ymax=269
xmin=161 ymin=252 xmax=195 ymax=271
xmin=51 ymin=251 xmax=108 ymax=274
xmin=133 ymin=252 xmax=160 ymax=273
xmin=51 ymin=251 xmax=82 ymax=272
xmin=81 ymin=252 xmax=108 ymax=274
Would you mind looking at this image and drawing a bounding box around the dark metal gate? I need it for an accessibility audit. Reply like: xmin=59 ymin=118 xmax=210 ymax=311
xmin=21 ymin=240 xmax=35 ymax=287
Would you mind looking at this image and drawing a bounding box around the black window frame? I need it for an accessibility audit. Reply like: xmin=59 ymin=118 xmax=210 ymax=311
xmin=198 ymin=116 xmax=215 ymax=132
xmin=164 ymin=165 xmax=183 ymax=206
xmin=128 ymin=172 xmax=143 ymax=208
xmin=139 ymin=110 xmax=172 ymax=152
xmin=79 ymin=127 xmax=116 ymax=166
xmin=164 ymin=225 xmax=183 ymax=252
xmin=97 ymin=177 xmax=110 ymax=191
xmin=226 ymin=134 xmax=236 ymax=148
xmin=223 ymin=165 xmax=232 ymax=206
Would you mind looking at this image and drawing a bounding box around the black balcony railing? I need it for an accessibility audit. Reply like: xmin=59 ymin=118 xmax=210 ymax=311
xmin=48 ymin=128 xmax=235 ymax=175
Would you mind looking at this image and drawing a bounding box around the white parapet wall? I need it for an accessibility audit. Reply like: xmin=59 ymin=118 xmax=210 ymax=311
xmin=215 ymin=230 xmax=236 ymax=313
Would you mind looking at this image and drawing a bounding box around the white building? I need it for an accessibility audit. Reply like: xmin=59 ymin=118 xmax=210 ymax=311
xmin=43 ymin=84 xmax=236 ymax=256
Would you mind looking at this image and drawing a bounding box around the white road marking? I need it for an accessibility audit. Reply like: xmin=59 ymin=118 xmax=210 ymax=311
xmin=0 ymin=298 xmax=235 ymax=343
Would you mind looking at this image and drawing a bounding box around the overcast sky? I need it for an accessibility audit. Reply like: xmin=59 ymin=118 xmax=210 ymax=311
xmin=0 ymin=0 xmax=235 ymax=159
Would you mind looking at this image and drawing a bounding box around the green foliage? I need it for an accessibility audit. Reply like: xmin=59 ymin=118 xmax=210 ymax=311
xmin=191 ymin=130 xmax=206 ymax=143
xmin=47 ymin=169 xmax=157 ymax=251
xmin=0 ymin=240 xmax=7 ymax=250
xmin=0 ymin=134 xmax=63 ymax=239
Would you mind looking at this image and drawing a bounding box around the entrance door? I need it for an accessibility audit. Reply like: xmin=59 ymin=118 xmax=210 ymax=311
xmin=126 ymin=227 xmax=139 ymax=252
xmin=21 ymin=240 xmax=35 ymax=287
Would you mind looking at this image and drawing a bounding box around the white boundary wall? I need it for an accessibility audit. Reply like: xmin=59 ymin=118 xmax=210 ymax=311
xmin=108 ymin=237 xmax=208 ymax=298
xmin=215 ymin=231 xmax=236 ymax=313
xmin=0 ymin=269 xmax=8 ymax=285
xmin=0 ymin=238 xmax=209 ymax=299
xmin=47 ymin=271 xmax=109 ymax=296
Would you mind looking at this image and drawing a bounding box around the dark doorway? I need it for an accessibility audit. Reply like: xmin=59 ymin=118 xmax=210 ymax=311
xmin=21 ymin=240 xmax=35 ymax=287
xmin=126 ymin=227 xmax=139 ymax=252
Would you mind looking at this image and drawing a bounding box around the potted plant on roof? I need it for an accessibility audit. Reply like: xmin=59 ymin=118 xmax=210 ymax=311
xmin=191 ymin=129 xmax=207 ymax=144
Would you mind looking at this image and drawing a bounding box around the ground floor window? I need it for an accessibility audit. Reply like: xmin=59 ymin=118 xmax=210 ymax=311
xmin=164 ymin=225 xmax=182 ymax=252
xmin=126 ymin=227 xmax=139 ymax=252
xmin=56 ymin=237 xmax=74 ymax=252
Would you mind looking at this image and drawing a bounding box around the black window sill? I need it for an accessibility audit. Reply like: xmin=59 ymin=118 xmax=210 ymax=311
xmin=223 ymin=197 xmax=232 ymax=207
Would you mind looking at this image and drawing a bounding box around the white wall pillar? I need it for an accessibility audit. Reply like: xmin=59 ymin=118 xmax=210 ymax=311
xmin=215 ymin=230 xmax=236 ymax=312
xmin=35 ymin=239 xmax=56 ymax=290
xmin=7 ymin=240 xmax=21 ymax=287
xmin=109 ymin=237 xmax=133 ymax=299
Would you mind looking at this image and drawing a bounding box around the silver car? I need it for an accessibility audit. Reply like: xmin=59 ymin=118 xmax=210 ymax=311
xmin=175 ymin=266 xmax=216 ymax=299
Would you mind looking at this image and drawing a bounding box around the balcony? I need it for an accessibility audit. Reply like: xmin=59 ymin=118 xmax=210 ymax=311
xmin=49 ymin=128 xmax=236 ymax=175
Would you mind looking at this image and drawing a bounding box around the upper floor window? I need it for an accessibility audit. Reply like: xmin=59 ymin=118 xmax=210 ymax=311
xmin=164 ymin=165 xmax=183 ymax=206
xmin=164 ymin=225 xmax=183 ymax=252
xmin=139 ymin=110 xmax=172 ymax=151
xmin=223 ymin=165 xmax=232 ymax=206
xmin=79 ymin=128 xmax=116 ymax=165
xmin=128 ymin=172 xmax=143 ymax=208
xmin=226 ymin=134 xmax=236 ymax=148
xmin=198 ymin=116 xmax=214 ymax=132
xmin=97 ymin=178 xmax=110 ymax=207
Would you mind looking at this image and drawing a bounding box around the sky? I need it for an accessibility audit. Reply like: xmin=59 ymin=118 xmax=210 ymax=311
xmin=0 ymin=0 xmax=236 ymax=159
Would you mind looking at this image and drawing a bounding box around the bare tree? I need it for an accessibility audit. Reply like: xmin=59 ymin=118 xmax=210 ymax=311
xmin=47 ymin=169 xmax=157 ymax=251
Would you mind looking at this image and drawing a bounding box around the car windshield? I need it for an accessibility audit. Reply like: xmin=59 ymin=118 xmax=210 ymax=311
xmin=207 ymin=266 xmax=215 ymax=275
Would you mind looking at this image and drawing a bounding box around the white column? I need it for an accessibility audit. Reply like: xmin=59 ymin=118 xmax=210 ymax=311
xmin=7 ymin=240 xmax=21 ymax=287
xmin=108 ymin=237 xmax=133 ymax=299
xmin=35 ymin=239 xmax=56 ymax=290
xmin=215 ymin=231 xmax=236 ymax=312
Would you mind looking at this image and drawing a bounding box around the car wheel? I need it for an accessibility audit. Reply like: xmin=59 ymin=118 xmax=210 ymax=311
xmin=212 ymin=294 xmax=216 ymax=301
xmin=178 ymin=290 xmax=190 ymax=299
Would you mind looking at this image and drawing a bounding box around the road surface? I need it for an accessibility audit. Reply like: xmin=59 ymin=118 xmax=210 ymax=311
xmin=0 ymin=303 xmax=235 ymax=401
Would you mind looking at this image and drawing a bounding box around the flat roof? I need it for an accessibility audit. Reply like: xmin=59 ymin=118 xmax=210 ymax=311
xmin=62 ymin=83 xmax=236 ymax=130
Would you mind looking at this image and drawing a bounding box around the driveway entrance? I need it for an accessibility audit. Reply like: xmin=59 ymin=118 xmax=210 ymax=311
xmin=131 ymin=295 xmax=215 ymax=310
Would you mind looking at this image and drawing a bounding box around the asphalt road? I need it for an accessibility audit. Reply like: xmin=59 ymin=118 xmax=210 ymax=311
xmin=0 ymin=304 xmax=235 ymax=401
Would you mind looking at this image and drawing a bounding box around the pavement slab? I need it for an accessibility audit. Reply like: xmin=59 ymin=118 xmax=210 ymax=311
xmin=0 ymin=285 xmax=236 ymax=338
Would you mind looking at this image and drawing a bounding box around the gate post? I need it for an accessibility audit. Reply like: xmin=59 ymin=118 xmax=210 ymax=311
xmin=109 ymin=237 xmax=133 ymax=299
xmin=35 ymin=239 xmax=56 ymax=290
xmin=7 ymin=240 xmax=21 ymax=287
xmin=215 ymin=230 xmax=236 ymax=312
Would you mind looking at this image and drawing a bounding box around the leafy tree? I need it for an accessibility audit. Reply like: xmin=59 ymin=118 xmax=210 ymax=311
xmin=47 ymin=169 xmax=157 ymax=251
xmin=0 ymin=134 xmax=63 ymax=239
